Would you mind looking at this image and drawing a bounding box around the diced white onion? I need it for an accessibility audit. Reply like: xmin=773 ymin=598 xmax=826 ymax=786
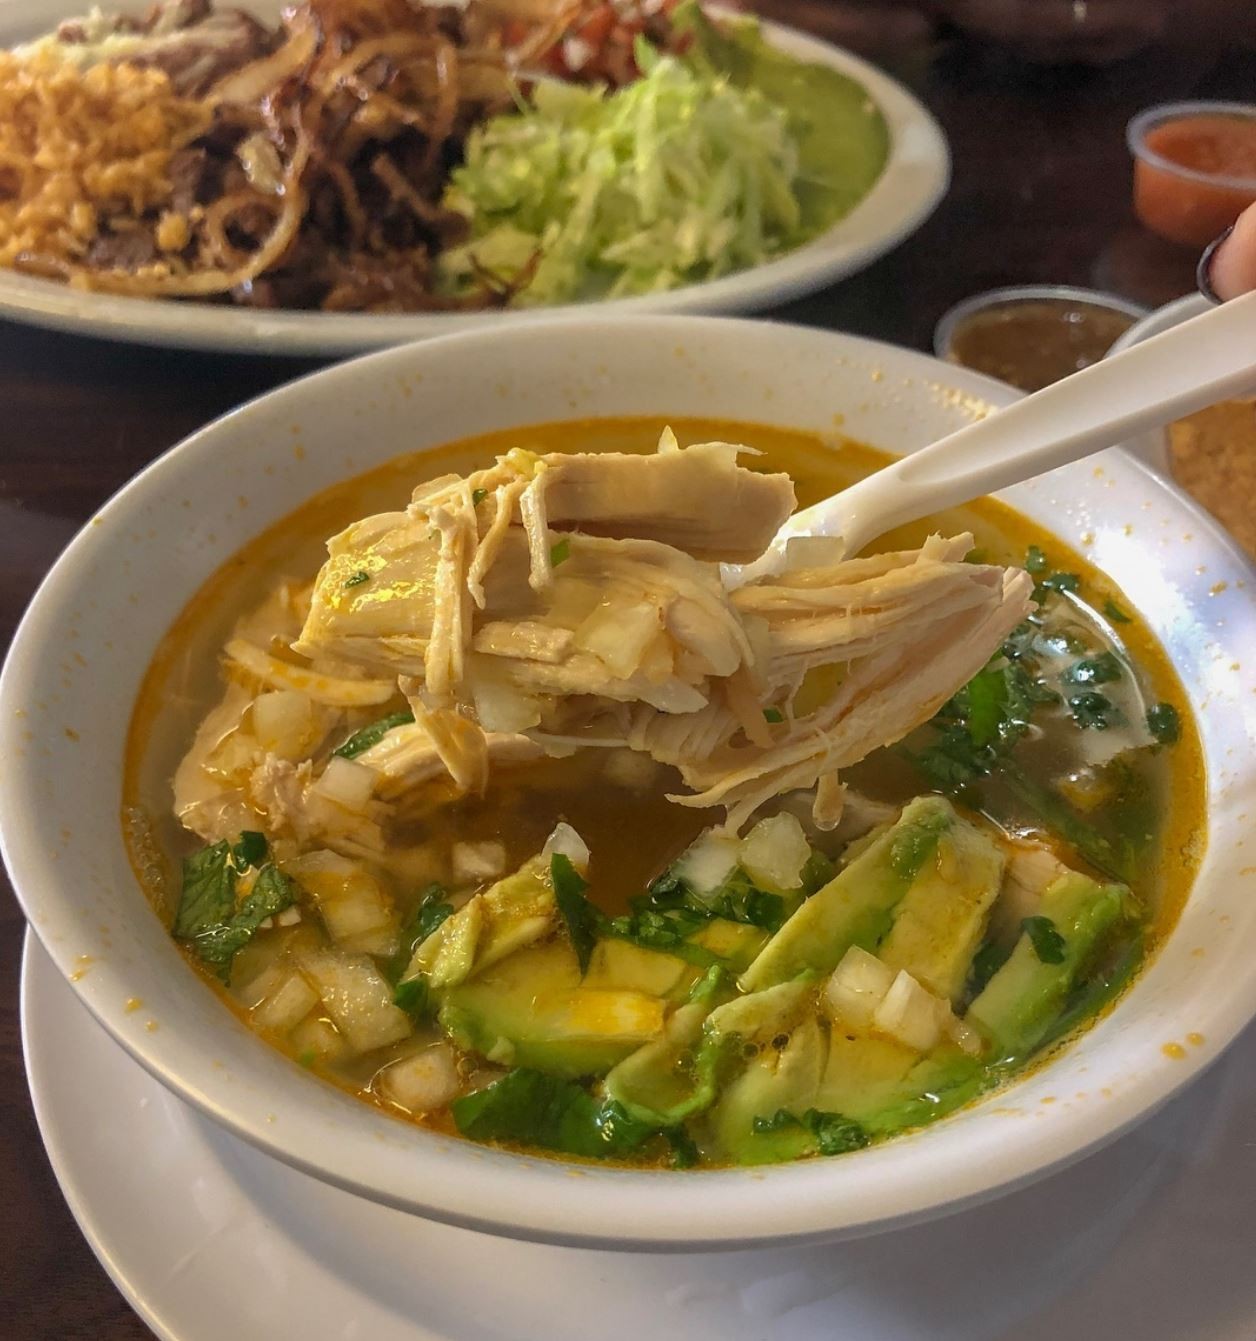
xmin=452 ymin=840 xmax=508 ymax=884
xmin=824 ymin=946 xmax=895 ymax=1027
xmin=873 ymin=970 xmax=945 ymax=1052
xmin=574 ymin=600 xmax=663 ymax=680
xmin=674 ymin=829 xmax=740 ymax=896
xmin=377 ymin=1044 xmax=462 ymax=1114
xmin=297 ymin=949 xmax=411 ymax=1054
xmin=947 ymin=1015 xmax=986 ymax=1058
xmin=311 ymin=756 xmax=377 ymax=812
xmin=739 ymin=812 xmax=812 ymax=891
xmin=290 ymin=1014 xmax=349 ymax=1063
xmin=252 ymin=971 xmax=320 ymax=1034
xmin=287 ymin=850 xmax=398 ymax=958
xmin=252 ymin=689 xmax=319 ymax=761
xmin=541 ymin=821 xmax=590 ymax=876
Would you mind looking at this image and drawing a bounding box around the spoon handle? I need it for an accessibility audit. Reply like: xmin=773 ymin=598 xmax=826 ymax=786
xmin=729 ymin=288 xmax=1256 ymax=585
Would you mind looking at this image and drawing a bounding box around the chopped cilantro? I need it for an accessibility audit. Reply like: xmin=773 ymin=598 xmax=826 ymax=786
xmin=550 ymin=537 xmax=571 ymax=567
xmin=1024 ymin=544 xmax=1048 ymax=575
xmin=1146 ymin=702 xmax=1180 ymax=745
xmin=343 ymin=570 xmax=370 ymax=588
xmin=1021 ymin=915 xmax=1067 ymax=965
xmin=1102 ymin=599 xmax=1132 ymax=624
xmin=1067 ymin=691 xmax=1112 ymax=730
xmin=752 ymin=1107 xmax=868 ymax=1153
xmin=1063 ymin=652 xmax=1123 ymax=687
xmin=393 ymin=977 xmax=430 ymax=1018
xmin=763 ymin=707 xmax=784 ymax=724
xmin=332 ymin=709 xmax=415 ymax=759
xmin=1037 ymin=571 xmax=1081 ymax=597
xmin=451 ymin=1069 xmax=658 ymax=1158
xmin=172 ymin=841 xmax=235 ymax=940
xmin=175 ymin=859 xmax=297 ymax=982
xmin=231 ymin=830 xmax=268 ymax=869
xmin=551 ymin=853 xmax=599 ymax=974
xmin=752 ymin=1108 xmax=799 ymax=1135
xmin=666 ymin=1127 xmax=701 ymax=1168
xmin=803 ymin=1109 xmax=870 ymax=1155
xmin=472 ymin=487 xmax=488 ymax=506
xmin=969 ymin=940 xmax=1009 ymax=994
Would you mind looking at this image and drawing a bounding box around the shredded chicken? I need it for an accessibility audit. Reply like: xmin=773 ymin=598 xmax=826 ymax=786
xmin=176 ymin=431 xmax=1039 ymax=842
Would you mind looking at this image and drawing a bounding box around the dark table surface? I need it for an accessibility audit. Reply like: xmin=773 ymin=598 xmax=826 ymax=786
xmin=1 ymin=12 xmax=1251 ymax=1337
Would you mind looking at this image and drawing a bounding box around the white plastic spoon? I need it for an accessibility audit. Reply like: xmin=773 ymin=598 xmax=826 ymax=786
xmin=725 ymin=288 xmax=1256 ymax=588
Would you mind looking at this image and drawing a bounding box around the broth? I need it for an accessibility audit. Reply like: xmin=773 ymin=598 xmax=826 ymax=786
xmin=123 ymin=417 xmax=1205 ymax=1166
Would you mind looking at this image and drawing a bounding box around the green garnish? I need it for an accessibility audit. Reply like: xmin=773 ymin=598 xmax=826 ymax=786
xmin=1021 ymin=914 xmax=1067 ymax=965
xmin=232 ymin=830 xmax=268 ymax=868
xmin=1037 ymin=571 xmax=1081 ymax=597
xmin=665 ymin=1127 xmax=701 ymax=1169
xmin=1024 ymin=544 xmax=1048 ymax=575
xmin=439 ymin=10 xmax=887 ymax=306
xmin=1063 ymin=652 xmax=1123 ymax=687
xmin=343 ymin=570 xmax=370 ymax=588
xmin=751 ymin=1107 xmax=869 ymax=1154
xmin=333 ymin=710 xmax=415 ymax=759
xmin=969 ymin=940 xmax=1010 ymax=994
xmin=1067 ymin=691 xmax=1112 ymax=730
xmin=763 ymin=707 xmax=784 ymax=724
xmin=551 ymin=853 xmax=598 ymax=974
xmin=1146 ymin=702 xmax=1181 ymax=744
xmin=804 ymin=1109 xmax=871 ymax=1156
xmin=393 ymin=977 xmax=430 ymax=1018
xmin=1103 ymin=599 xmax=1132 ymax=624
xmin=451 ymin=1069 xmax=657 ymax=1158
xmin=472 ymin=488 xmax=488 ymax=506
xmin=172 ymin=844 xmax=297 ymax=982
xmin=752 ymin=1109 xmax=799 ymax=1134
xmin=549 ymin=537 xmax=571 ymax=568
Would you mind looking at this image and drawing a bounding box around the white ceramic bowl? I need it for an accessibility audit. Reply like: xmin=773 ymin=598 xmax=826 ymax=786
xmin=4 ymin=317 xmax=1256 ymax=1251
xmin=1107 ymin=293 xmax=1211 ymax=473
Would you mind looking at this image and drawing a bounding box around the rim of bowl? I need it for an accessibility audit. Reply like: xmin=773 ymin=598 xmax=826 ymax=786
xmin=4 ymin=313 xmax=1256 ymax=1249
xmin=933 ymin=286 xmax=1147 ymax=361
xmin=1127 ymin=101 xmax=1256 ymax=193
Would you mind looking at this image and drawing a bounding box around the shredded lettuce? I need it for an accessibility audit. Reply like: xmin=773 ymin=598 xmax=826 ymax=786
xmin=441 ymin=12 xmax=889 ymax=305
xmin=440 ymin=44 xmax=806 ymax=305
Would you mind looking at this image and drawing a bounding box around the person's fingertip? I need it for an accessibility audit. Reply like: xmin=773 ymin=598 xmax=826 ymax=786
xmin=1197 ymin=225 xmax=1235 ymax=304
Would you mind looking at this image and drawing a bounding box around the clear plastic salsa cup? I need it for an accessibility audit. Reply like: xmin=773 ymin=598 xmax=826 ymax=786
xmin=1128 ymin=100 xmax=1256 ymax=248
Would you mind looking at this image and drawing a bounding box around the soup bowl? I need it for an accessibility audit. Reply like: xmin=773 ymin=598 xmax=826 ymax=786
xmin=4 ymin=316 xmax=1255 ymax=1251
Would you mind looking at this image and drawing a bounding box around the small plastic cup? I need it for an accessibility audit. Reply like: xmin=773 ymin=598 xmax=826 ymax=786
xmin=933 ymin=286 xmax=1146 ymax=393
xmin=1128 ymin=101 xmax=1256 ymax=248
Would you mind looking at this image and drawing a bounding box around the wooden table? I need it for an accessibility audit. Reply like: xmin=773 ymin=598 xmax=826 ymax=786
xmin=1 ymin=17 xmax=1250 ymax=1337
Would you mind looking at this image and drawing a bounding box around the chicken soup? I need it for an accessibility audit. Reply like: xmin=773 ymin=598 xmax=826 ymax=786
xmin=124 ymin=418 xmax=1203 ymax=1168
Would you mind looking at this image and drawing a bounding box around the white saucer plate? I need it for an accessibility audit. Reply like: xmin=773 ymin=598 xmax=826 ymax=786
xmin=22 ymin=932 xmax=1256 ymax=1341
xmin=0 ymin=0 xmax=948 ymax=354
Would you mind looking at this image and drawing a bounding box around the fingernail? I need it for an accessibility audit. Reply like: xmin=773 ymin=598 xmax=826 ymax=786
xmin=1197 ymin=224 xmax=1235 ymax=304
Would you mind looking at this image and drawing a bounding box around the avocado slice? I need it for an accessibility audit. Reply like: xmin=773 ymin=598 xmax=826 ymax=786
xmin=688 ymin=917 xmax=770 ymax=972
xmin=439 ymin=939 xmax=666 ymax=1079
xmin=876 ymin=816 xmax=1005 ymax=1004
xmin=706 ymin=1013 xmax=828 ymax=1165
xmin=583 ymin=938 xmax=693 ymax=999
xmin=402 ymin=856 xmax=556 ymax=991
xmin=966 ymin=871 xmax=1130 ymax=1061
xmin=739 ymin=796 xmax=954 ymax=992
xmin=603 ymin=997 xmax=717 ymax=1126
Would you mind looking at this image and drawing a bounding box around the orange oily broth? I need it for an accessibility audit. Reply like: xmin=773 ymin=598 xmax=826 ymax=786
xmin=123 ymin=416 xmax=1205 ymax=1141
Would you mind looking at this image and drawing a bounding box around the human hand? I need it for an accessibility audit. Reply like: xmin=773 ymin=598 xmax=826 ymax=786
xmin=1201 ymin=204 xmax=1256 ymax=302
